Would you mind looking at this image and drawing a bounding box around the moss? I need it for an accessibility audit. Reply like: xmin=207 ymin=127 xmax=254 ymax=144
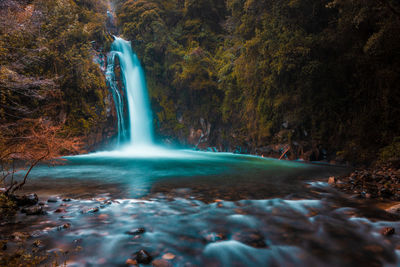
xmin=0 ymin=193 xmax=17 ymax=219
xmin=379 ymin=137 xmax=400 ymax=164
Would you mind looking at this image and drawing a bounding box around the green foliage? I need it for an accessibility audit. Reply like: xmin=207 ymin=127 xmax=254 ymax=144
xmin=116 ymin=0 xmax=400 ymax=162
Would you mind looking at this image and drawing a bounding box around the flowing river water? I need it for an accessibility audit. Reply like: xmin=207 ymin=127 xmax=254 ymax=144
xmin=2 ymin=149 xmax=400 ymax=266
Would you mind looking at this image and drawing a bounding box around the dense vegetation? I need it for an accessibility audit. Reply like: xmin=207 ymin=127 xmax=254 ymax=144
xmin=115 ymin=0 xmax=400 ymax=164
xmin=0 ymin=0 xmax=113 ymax=140
xmin=1 ymin=0 xmax=399 ymax=166
xmin=0 ymin=0 xmax=116 ymax=191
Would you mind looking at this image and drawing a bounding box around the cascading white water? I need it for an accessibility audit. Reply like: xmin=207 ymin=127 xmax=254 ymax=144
xmin=106 ymin=37 xmax=153 ymax=147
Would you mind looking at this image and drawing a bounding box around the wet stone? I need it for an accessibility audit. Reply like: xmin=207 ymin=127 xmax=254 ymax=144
xmin=62 ymin=198 xmax=72 ymax=202
xmin=55 ymin=208 xmax=66 ymax=213
xmin=47 ymin=196 xmax=59 ymax=203
xmin=57 ymin=223 xmax=71 ymax=231
xmin=132 ymin=249 xmax=152 ymax=264
xmin=100 ymin=200 xmax=112 ymax=208
xmin=233 ymin=230 xmax=268 ymax=248
xmin=90 ymin=207 xmax=100 ymax=213
xmin=80 ymin=207 xmax=99 ymax=214
xmin=21 ymin=205 xmax=46 ymax=215
xmin=381 ymin=227 xmax=395 ymax=236
xmin=126 ymin=228 xmax=146 ymax=235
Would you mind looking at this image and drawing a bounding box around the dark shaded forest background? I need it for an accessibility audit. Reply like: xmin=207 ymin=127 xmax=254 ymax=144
xmin=1 ymin=0 xmax=400 ymax=165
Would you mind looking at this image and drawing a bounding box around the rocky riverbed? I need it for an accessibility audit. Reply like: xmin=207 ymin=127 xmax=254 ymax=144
xmin=2 ymin=183 xmax=400 ymax=266
xmin=330 ymin=165 xmax=400 ymax=202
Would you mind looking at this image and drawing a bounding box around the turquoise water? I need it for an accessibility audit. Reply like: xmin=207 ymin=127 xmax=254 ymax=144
xmin=22 ymin=147 xmax=337 ymax=200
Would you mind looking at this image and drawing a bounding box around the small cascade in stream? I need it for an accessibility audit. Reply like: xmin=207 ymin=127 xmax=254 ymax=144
xmin=106 ymin=37 xmax=153 ymax=147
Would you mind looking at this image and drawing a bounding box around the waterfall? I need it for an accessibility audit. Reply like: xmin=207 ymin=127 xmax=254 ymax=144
xmin=106 ymin=37 xmax=154 ymax=147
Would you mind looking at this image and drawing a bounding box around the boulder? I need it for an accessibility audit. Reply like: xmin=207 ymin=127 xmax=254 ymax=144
xmin=13 ymin=193 xmax=38 ymax=206
xmin=132 ymin=249 xmax=152 ymax=264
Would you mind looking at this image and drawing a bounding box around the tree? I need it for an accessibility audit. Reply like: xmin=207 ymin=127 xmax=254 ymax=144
xmin=0 ymin=118 xmax=83 ymax=194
